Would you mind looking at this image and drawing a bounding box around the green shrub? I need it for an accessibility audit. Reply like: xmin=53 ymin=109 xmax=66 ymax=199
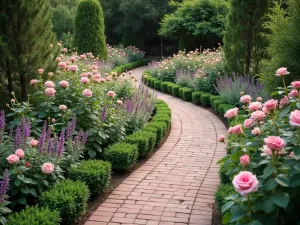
xmin=229 ymin=114 xmax=245 ymax=127
xmin=155 ymin=99 xmax=168 ymax=105
xmin=147 ymin=121 xmax=167 ymax=140
xmin=156 ymin=109 xmax=171 ymax=118
xmin=154 ymin=80 xmax=162 ymax=90
xmin=219 ymin=162 xmax=236 ymax=184
xmin=172 ymin=85 xmax=182 ymax=97
xmin=143 ymin=126 xmax=160 ymax=145
xmin=215 ymin=184 xmax=235 ymax=214
xmin=161 ymin=82 xmax=170 ymax=93
xmin=152 ymin=114 xmax=171 ymax=128
xmin=200 ymin=93 xmax=212 ymax=106
xmin=179 ymin=87 xmax=186 ymax=98
xmin=213 ymin=99 xmax=227 ymax=113
xmin=7 ymin=206 xmax=60 ymax=225
xmin=69 ymin=160 xmax=111 ymax=196
xmin=209 ymin=95 xmax=222 ymax=106
xmin=219 ymin=104 xmax=235 ymax=117
xmin=151 ymin=78 xmax=158 ymax=88
xmin=140 ymin=131 xmax=156 ymax=152
xmin=40 ymin=180 xmax=89 ymax=225
xmin=167 ymin=83 xmax=176 ymax=94
xmin=192 ymin=91 xmax=204 ymax=105
xmin=103 ymin=142 xmax=138 ymax=171
xmin=182 ymin=88 xmax=193 ymax=101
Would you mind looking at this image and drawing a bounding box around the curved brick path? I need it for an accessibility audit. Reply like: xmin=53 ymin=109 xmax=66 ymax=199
xmin=85 ymin=67 xmax=227 ymax=225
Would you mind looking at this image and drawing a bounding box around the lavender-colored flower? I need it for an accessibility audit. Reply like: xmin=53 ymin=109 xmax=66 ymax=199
xmin=0 ymin=169 xmax=9 ymax=203
xmin=47 ymin=138 xmax=53 ymax=153
xmin=56 ymin=130 xmax=65 ymax=157
xmin=66 ymin=115 xmax=76 ymax=140
xmin=14 ymin=127 xmax=21 ymax=150
xmin=0 ymin=110 xmax=5 ymax=131
xmin=81 ymin=131 xmax=88 ymax=145
xmin=101 ymin=105 xmax=107 ymax=122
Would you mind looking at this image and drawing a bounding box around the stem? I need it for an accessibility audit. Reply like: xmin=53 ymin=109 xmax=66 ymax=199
xmin=282 ymin=77 xmax=288 ymax=95
xmin=298 ymin=128 xmax=300 ymax=145
xmin=247 ymin=194 xmax=253 ymax=222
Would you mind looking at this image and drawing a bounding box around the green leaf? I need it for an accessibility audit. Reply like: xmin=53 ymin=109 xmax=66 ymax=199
xmin=17 ymin=174 xmax=24 ymax=180
xmin=249 ymin=221 xmax=263 ymax=225
xmin=88 ymin=149 xmax=97 ymax=158
xmin=271 ymin=192 xmax=289 ymax=208
xmin=264 ymin=178 xmax=278 ymax=190
xmin=29 ymin=188 xmax=37 ymax=197
xmin=290 ymin=174 xmax=300 ymax=187
xmin=275 ymin=176 xmax=289 ymax=187
xmin=294 ymin=146 xmax=300 ymax=156
xmin=263 ymin=166 xmax=275 ymax=178
xmin=14 ymin=179 xmax=22 ymax=187
xmin=230 ymin=206 xmax=245 ymax=222
xmin=259 ymin=159 xmax=270 ymax=165
xmin=222 ymin=212 xmax=232 ymax=224
xmin=20 ymin=186 xmax=29 ymax=194
xmin=221 ymin=201 xmax=235 ymax=214
xmin=17 ymin=197 xmax=26 ymax=205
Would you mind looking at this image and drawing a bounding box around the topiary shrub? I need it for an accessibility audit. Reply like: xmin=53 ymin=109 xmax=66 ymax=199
xmin=7 ymin=206 xmax=60 ymax=225
xmin=200 ymin=93 xmax=212 ymax=106
xmin=152 ymin=114 xmax=171 ymax=128
xmin=161 ymin=82 xmax=170 ymax=93
xmin=179 ymin=87 xmax=186 ymax=98
xmin=103 ymin=142 xmax=138 ymax=171
xmin=192 ymin=91 xmax=204 ymax=105
xmin=73 ymin=0 xmax=107 ymax=59
xmin=154 ymin=80 xmax=162 ymax=90
xmin=156 ymin=109 xmax=171 ymax=118
xmin=219 ymin=104 xmax=235 ymax=117
xmin=167 ymin=83 xmax=176 ymax=94
xmin=209 ymin=95 xmax=223 ymax=106
xmin=172 ymin=85 xmax=182 ymax=97
xmin=215 ymin=184 xmax=235 ymax=214
xmin=143 ymin=126 xmax=159 ymax=145
xmin=182 ymin=88 xmax=193 ymax=101
xmin=213 ymin=99 xmax=227 ymax=114
xmin=151 ymin=78 xmax=158 ymax=88
xmin=147 ymin=121 xmax=167 ymax=140
xmin=40 ymin=180 xmax=89 ymax=225
xmin=69 ymin=160 xmax=111 ymax=196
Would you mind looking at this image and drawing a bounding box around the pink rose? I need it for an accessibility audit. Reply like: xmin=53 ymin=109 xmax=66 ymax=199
xmin=232 ymin=171 xmax=258 ymax=196
xmin=275 ymin=67 xmax=289 ymax=77
xmin=44 ymin=81 xmax=55 ymax=88
xmin=15 ymin=149 xmax=25 ymax=158
xmin=256 ymin=97 xmax=262 ymax=102
xmin=70 ymin=56 xmax=77 ymax=62
xmin=59 ymin=80 xmax=69 ymax=88
xmin=240 ymin=155 xmax=250 ymax=166
xmin=106 ymin=77 xmax=112 ymax=81
xmin=229 ymin=124 xmax=243 ymax=135
xmin=262 ymin=106 xmax=270 ymax=115
xmin=280 ymin=96 xmax=289 ymax=107
xmin=51 ymin=118 xmax=56 ymax=123
xmin=58 ymin=62 xmax=68 ymax=69
xmin=290 ymin=110 xmax=300 ymax=127
xmin=7 ymin=154 xmax=19 ymax=164
xmin=30 ymin=139 xmax=38 ymax=147
xmin=68 ymin=65 xmax=78 ymax=72
xmin=288 ymin=90 xmax=298 ymax=98
xmin=41 ymin=162 xmax=55 ymax=174
xmin=100 ymin=78 xmax=105 ymax=83
xmin=107 ymin=91 xmax=116 ymax=98
xmin=292 ymin=81 xmax=300 ymax=89
xmin=11 ymin=99 xmax=15 ymax=103
xmin=80 ymin=77 xmax=90 ymax=84
xmin=38 ymin=69 xmax=44 ymax=74
xmin=87 ymin=72 xmax=93 ymax=78
xmin=218 ymin=135 xmax=225 ymax=142
xmin=62 ymin=48 xmax=68 ymax=53
xmin=248 ymin=102 xmax=262 ymax=111
xmin=244 ymin=119 xmax=254 ymax=129
xmin=45 ymin=88 xmax=56 ymax=97
xmin=91 ymin=65 xmax=98 ymax=70
xmin=30 ymin=79 xmax=38 ymax=86
xmin=240 ymin=95 xmax=252 ymax=104
xmin=56 ymin=57 xmax=62 ymax=62
xmin=82 ymin=89 xmax=93 ymax=97
xmin=264 ymin=136 xmax=286 ymax=150
xmin=224 ymin=108 xmax=239 ymax=119
xmin=117 ymin=100 xmax=123 ymax=105
xmin=59 ymin=105 xmax=67 ymax=111
xmin=261 ymin=145 xmax=273 ymax=156
xmin=251 ymin=110 xmax=265 ymax=121
xmin=264 ymin=99 xmax=278 ymax=111
xmin=251 ymin=127 xmax=261 ymax=136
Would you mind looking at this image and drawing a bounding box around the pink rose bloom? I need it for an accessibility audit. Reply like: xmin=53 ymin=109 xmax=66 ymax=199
xmin=44 ymin=81 xmax=55 ymax=88
xmin=290 ymin=110 xmax=300 ymax=127
xmin=264 ymin=99 xmax=278 ymax=111
xmin=251 ymin=127 xmax=261 ymax=136
xmin=244 ymin=119 xmax=254 ymax=129
xmin=248 ymin=102 xmax=262 ymax=111
xmin=106 ymin=77 xmax=112 ymax=81
xmin=276 ymin=67 xmax=289 ymax=77
xmin=41 ymin=162 xmax=55 ymax=174
xmin=7 ymin=154 xmax=19 ymax=164
xmin=224 ymin=107 xmax=239 ymax=119
xmin=117 ymin=100 xmax=123 ymax=105
xmin=59 ymin=105 xmax=67 ymax=111
xmin=80 ymin=54 xmax=87 ymax=59
xmin=251 ymin=110 xmax=265 ymax=121
xmin=264 ymin=136 xmax=286 ymax=150
xmin=82 ymin=89 xmax=93 ymax=97
xmin=240 ymin=95 xmax=252 ymax=104
xmin=232 ymin=171 xmax=258 ymax=196
xmin=92 ymin=69 xmax=98 ymax=75
xmin=230 ymin=124 xmax=243 ymax=135
xmin=15 ymin=149 xmax=25 ymax=158
xmin=38 ymin=69 xmax=44 ymax=74
xmin=91 ymin=65 xmax=98 ymax=70
xmin=70 ymin=56 xmax=77 ymax=62
xmin=256 ymin=97 xmax=262 ymax=102
xmin=240 ymin=155 xmax=250 ymax=166
xmin=68 ymin=65 xmax=78 ymax=72
xmin=56 ymin=57 xmax=62 ymax=62
xmin=288 ymin=89 xmax=298 ymax=98
xmin=62 ymin=48 xmax=68 ymax=53
xmin=280 ymin=96 xmax=289 ymax=107
xmin=80 ymin=77 xmax=90 ymax=84
xmin=292 ymin=81 xmax=300 ymax=89
xmin=45 ymin=88 xmax=56 ymax=97
xmin=30 ymin=79 xmax=38 ymax=86
xmin=107 ymin=91 xmax=116 ymax=98
xmin=81 ymin=73 xmax=88 ymax=77
xmin=59 ymin=80 xmax=69 ymax=88
xmin=58 ymin=62 xmax=68 ymax=69
xmin=262 ymin=106 xmax=270 ymax=115
xmin=100 ymin=78 xmax=105 ymax=83
xmin=51 ymin=118 xmax=56 ymax=123
xmin=87 ymin=72 xmax=93 ymax=78
xmin=30 ymin=139 xmax=38 ymax=147
xmin=218 ymin=135 xmax=225 ymax=142
xmin=261 ymin=145 xmax=273 ymax=156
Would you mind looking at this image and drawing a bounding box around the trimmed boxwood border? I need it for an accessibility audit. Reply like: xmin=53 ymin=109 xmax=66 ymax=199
xmin=111 ymin=59 xmax=150 ymax=75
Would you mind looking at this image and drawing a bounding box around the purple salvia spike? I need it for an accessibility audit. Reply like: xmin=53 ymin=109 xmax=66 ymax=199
xmin=0 ymin=169 xmax=9 ymax=203
xmin=14 ymin=127 xmax=21 ymax=150
xmin=0 ymin=110 xmax=5 ymax=130
xmin=47 ymin=138 xmax=53 ymax=153
xmin=81 ymin=131 xmax=88 ymax=145
xmin=57 ymin=130 xmax=65 ymax=157
xmin=101 ymin=105 xmax=107 ymax=122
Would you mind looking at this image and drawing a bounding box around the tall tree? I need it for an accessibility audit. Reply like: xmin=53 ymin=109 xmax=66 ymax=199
xmin=73 ymin=0 xmax=108 ymax=59
xmin=223 ymin=0 xmax=269 ymax=75
xmin=0 ymin=0 xmax=59 ymax=101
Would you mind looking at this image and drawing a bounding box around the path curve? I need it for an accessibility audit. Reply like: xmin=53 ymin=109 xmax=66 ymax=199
xmin=85 ymin=66 xmax=227 ymax=225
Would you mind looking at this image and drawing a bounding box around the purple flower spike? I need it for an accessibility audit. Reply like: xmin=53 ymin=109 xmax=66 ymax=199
xmin=56 ymin=130 xmax=65 ymax=157
xmin=101 ymin=105 xmax=107 ymax=122
xmin=81 ymin=131 xmax=88 ymax=145
xmin=0 ymin=110 xmax=5 ymax=131
xmin=14 ymin=127 xmax=21 ymax=150
xmin=0 ymin=169 xmax=9 ymax=203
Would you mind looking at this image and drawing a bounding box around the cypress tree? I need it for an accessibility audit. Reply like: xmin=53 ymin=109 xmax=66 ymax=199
xmin=0 ymin=0 xmax=59 ymax=101
xmin=223 ymin=0 xmax=269 ymax=75
xmin=73 ymin=0 xmax=108 ymax=59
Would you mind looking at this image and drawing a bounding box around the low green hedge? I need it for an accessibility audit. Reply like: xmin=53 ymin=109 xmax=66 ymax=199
xmin=147 ymin=121 xmax=167 ymax=139
xmin=143 ymin=126 xmax=160 ymax=145
xmin=179 ymin=87 xmax=186 ymax=98
xmin=200 ymin=93 xmax=213 ymax=106
xmin=192 ymin=91 xmax=204 ymax=105
xmin=150 ymin=78 xmax=158 ymax=88
xmin=213 ymin=99 xmax=227 ymax=114
xmin=215 ymin=184 xmax=235 ymax=214
xmin=172 ymin=85 xmax=182 ymax=97
xmin=219 ymin=162 xmax=236 ymax=185
xmin=103 ymin=142 xmax=138 ymax=171
xmin=111 ymin=59 xmax=150 ymax=75
xmin=161 ymin=82 xmax=170 ymax=93
xmin=124 ymin=132 xmax=150 ymax=157
xmin=167 ymin=83 xmax=176 ymax=94
xmin=156 ymin=108 xmax=171 ymax=118
xmin=7 ymin=206 xmax=60 ymax=225
xmin=154 ymin=80 xmax=162 ymax=90
xmin=210 ymin=95 xmax=223 ymax=106
xmin=152 ymin=114 xmax=171 ymax=128
xmin=69 ymin=160 xmax=111 ymax=196
xmin=219 ymin=104 xmax=235 ymax=117
xmin=40 ymin=180 xmax=89 ymax=225
xmin=182 ymin=88 xmax=193 ymax=101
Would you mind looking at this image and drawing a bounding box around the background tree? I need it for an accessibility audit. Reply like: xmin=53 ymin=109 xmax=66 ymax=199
xmin=0 ymin=0 xmax=59 ymax=102
xmin=223 ymin=0 xmax=269 ymax=75
xmin=159 ymin=0 xmax=228 ymax=51
xmin=73 ymin=0 xmax=108 ymax=59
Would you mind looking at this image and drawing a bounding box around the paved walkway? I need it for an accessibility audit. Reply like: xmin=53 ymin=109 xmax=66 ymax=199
xmin=85 ymin=67 xmax=227 ymax=225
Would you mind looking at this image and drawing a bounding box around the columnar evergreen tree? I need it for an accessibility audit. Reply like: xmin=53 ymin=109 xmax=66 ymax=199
xmin=0 ymin=0 xmax=59 ymax=102
xmin=223 ymin=0 xmax=269 ymax=75
xmin=73 ymin=0 xmax=108 ymax=59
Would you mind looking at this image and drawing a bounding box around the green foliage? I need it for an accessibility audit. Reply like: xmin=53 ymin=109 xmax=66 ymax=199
xmin=111 ymin=59 xmax=149 ymax=75
xmin=200 ymin=93 xmax=212 ymax=106
xmin=192 ymin=91 xmax=203 ymax=105
xmin=73 ymin=0 xmax=108 ymax=59
xmin=152 ymin=114 xmax=171 ymax=128
xmin=219 ymin=162 xmax=236 ymax=185
xmin=168 ymin=83 xmax=176 ymax=94
xmin=69 ymin=160 xmax=111 ymax=196
xmin=182 ymin=88 xmax=193 ymax=101
xmin=260 ymin=0 xmax=300 ymax=93
xmin=143 ymin=126 xmax=160 ymax=145
xmin=122 ymin=30 xmax=145 ymax=50
xmin=147 ymin=121 xmax=167 ymax=140
xmin=210 ymin=95 xmax=223 ymax=106
xmin=223 ymin=0 xmax=269 ymax=74
xmin=218 ymin=104 xmax=235 ymax=117
xmin=161 ymin=82 xmax=170 ymax=93
xmin=40 ymin=180 xmax=89 ymax=225
xmin=7 ymin=206 xmax=60 ymax=225
xmin=154 ymin=80 xmax=162 ymax=91
xmin=213 ymin=99 xmax=227 ymax=114
xmin=103 ymin=142 xmax=138 ymax=171
xmin=215 ymin=184 xmax=235 ymax=214
xmin=172 ymin=85 xmax=182 ymax=97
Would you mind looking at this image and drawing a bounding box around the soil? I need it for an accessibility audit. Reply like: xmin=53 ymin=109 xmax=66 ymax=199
xmin=212 ymin=203 xmax=223 ymax=225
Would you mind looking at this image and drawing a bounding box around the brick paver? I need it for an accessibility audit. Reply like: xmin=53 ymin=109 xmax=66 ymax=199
xmin=85 ymin=67 xmax=227 ymax=225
